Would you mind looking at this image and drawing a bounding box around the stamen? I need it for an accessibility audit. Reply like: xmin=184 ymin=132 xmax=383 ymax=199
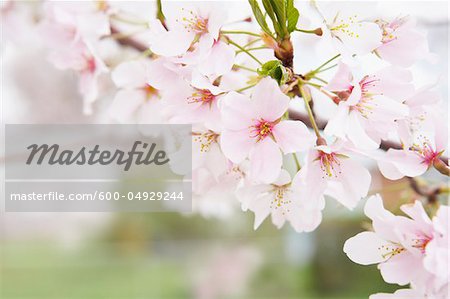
xmin=269 ymin=185 xmax=292 ymax=215
xmin=192 ymin=131 xmax=219 ymax=152
xmin=249 ymin=119 xmax=275 ymax=141
xmin=408 ymin=135 xmax=439 ymax=166
xmin=316 ymin=151 xmax=342 ymax=178
xmin=143 ymin=84 xmax=158 ymax=99
xmin=187 ymin=89 xmax=216 ymax=106
xmin=411 ymin=236 xmax=431 ymax=253
xmin=378 ymin=244 xmax=405 ymax=259
xmin=349 ymin=75 xmax=380 ymax=118
xmin=177 ymin=9 xmax=209 ymax=35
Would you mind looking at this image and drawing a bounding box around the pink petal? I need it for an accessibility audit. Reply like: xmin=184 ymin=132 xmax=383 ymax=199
xmin=220 ymin=92 xmax=255 ymax=130
xmin=149 ymin=23 xmax=195 ymax=57
xmin=248 ymin=138 xmax=282 ymax=183
xmin=147 ymin=58 xmax=184 ymax=90
xmin=198 ymin=41 xmax=235 ymax=77
xmin=380 ymin=149 xmax=428 ymax=179
xmin=252 ymin=78 xmax=289 ymax=121
xmin=112 ymin=61 xmax=148 ymax=88
xmin=326 ymin=63 xmax=353 ymax=91
xmin=220 ymin=130 xmax=253 ymax=163
xmin=108 ymin=89 xmax=145 ymax=123
xmin=325 ymin=158 xmax=371 ymax=209
xmin=324 ymin=104 xmax=350 ymax=138
xmin=272 ymin=120 xmax=314 ymax=154
xmin=347 ymin=112 xmax=380 ymax=149
xmin=378 ymin=252 xmax=422 ymax=285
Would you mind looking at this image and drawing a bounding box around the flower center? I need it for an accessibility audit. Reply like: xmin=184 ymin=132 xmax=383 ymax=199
xmin=180 ymin=10 xmax=209 ymax=35
xmin=250 ymin=119 xmax=275 ymax=141
xmin=192 ymin=131 xmax=219 ymax=153
xmin=412 ymin=236 xmax=432 ymax=254
xmin=378 ymin=243 xmax=405 ymax=260
xmin=187 ymin=89 xmax=216 ymax=106
xmin=349 ymin=75 xmax=380 ymax=118
xmin=143 ymin=84 xmax=158 ymax=99
xmin=330 ymin=14 xmax=360 ymax=38
xmin=270 ymin=185 xmax=292 ymax=215
xmin=408 ymin=137 xmax=440 ymax=166
xmin=316 ymin=151 xmax=342 ymax=178
xmin=376 ymin=18 xmax=406 ymax=44
xmin=84 ymin=56 xmax=96 ymax=73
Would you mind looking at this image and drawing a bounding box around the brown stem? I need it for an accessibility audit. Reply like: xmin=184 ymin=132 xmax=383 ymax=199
xmin=110 ymin=26 xmax=149 ymax=53
xmin=407 ymin=177 xmax=442 ymax=205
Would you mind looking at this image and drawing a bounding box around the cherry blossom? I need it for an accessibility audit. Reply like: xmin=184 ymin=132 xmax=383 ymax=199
xmin=377 ymin=87 xmax=447 ymax=180
xmin=220 ymin=78 xmax=315 ymax=183
xmin=325 ymin=63 xmax=412 ymax=149
xmin=148 ymin=5 xmax=226 ymax=57
xmin=7 ymin=2 xmax=449 ymax=293
xmin=162 ymin=71 xmax=226 ymax=131
xmin=375 ymin=16 xmax=432 ymax=67
xmin=237 ymin=169 xmax=324 ymax=232
xmin=109 ymin=60 xmax=165 ymax=124
xmin=344 ymin=195 xmax=449 ymax=294
xmin=315 ymin=2 xmax=382 ymax=59
xmin=48 ymin=41 xmax=108 ymax=114
xmin=297 ymin=140 xmax=371 ymax=210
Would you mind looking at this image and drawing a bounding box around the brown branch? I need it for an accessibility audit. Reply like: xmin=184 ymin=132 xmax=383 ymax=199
xmin=110 ymin=26 xmax=149 ymax=52
xmin=407 ymin=177 xmax=444 ymax=204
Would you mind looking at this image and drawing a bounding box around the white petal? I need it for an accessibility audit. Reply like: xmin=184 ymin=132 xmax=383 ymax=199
xmin=344 ymin=231 xmax=391 ymax=265
xmin=248 ymin=138 xmax=282 ymax=183
xmin=220 ymin=92 xmax=255 ymax=130
xmin=220 ymin=130 xmax=253 ymax=163
xmin=378 ymin=252 xmax=422 ymax=285
xmin=112 ymin=61 xmax=147 ymax=88
xmin=347 ymin=112 xmax=380 ymax=150
xmin=108 ymin=89 xmax=145 ymax=123
xmin=252 ymin=78 xmax=289 ymax=121
xmin=272 ymin=120 xmax=314 ymax=154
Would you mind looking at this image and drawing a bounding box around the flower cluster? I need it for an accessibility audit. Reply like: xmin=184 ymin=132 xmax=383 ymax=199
xmin=3 ymin=1 xmax=448 ymax=296
xmin=344 ymin=195 xmax=449 ymax=298
xmin=5 ymin=0 xmax=447 ymax=230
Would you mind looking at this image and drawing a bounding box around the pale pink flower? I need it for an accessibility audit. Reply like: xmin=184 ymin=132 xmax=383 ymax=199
xmin=375 ymin=17 xmax=432 ymax=67
xmin=109 ymin=60 xmax=165 ymax=124
xmin=174 ymin=39 xmax=236 ymax=79
xmin=163 ymin=71 xmax=225 ymax=131
xmin=191 ymin=126 xmax=228 ymax=179
xmin=39 ymin=1 xmax=110 ymax=47
xmin=377 ymin=88 xmax=447 ymax=180
xmin=325 ymin=64 xmax=412 ymax=149
xmin=191 ymin=164 xmax=244 ymax=219
xmin=298 ymin=141 xmax=371 ymax=209
xmin=344 ymin=195 xmax=449 ymax=291
xmin=237 ymin=169 xmax=325 ymax=232
xmin=316 ymin=3 xmax=382 ymax=59
xmin=220 ymin=78 xmax=314 ymax=183
xmin=48 ymin=42 xmax=108 ymax=114
xmin=149 ymin=6 xmax=226 ymax=57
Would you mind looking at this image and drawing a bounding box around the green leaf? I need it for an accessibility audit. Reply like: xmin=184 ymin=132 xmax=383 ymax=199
xmin=248 ymin=0 xmax=272 ymax=36
xmin=270 ymin=0 xmax=286 ymax=33
xmin=286 ymin=0 xmax=299 ymax=33
xmin=261 ymin=0 xmax=281 ymax=36
xmin=257 ymin=60 xmax=289 ymax=85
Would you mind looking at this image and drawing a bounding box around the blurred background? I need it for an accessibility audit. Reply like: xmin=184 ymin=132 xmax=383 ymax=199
xmin=1 ymin=1 xmax=448 ymax=298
